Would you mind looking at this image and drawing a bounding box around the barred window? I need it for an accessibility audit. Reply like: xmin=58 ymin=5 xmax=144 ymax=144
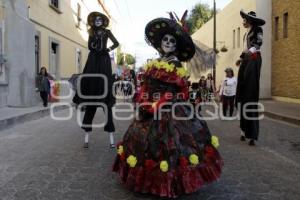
xmin=283 ymin=13 xmax=288 ymax=38
xmin=274 ymin=16 xmax=279 ymax=41
xmin=50 ymin=0 xmax=59 ymax=9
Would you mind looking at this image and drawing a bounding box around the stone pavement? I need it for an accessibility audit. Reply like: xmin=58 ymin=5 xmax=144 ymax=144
xmin=262 ymin=100 xmax=300 ymax=126
xmin=0 ymin=103 xmax=69 ymax=131
xmin=0 ymin=107 xmax=299 ymax=200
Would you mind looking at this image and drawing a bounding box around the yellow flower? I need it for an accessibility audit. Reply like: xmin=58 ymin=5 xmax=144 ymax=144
xmin=176 ymin=67 xmax=187 ymax=77
xmin=189 ymin=154 xmax=199 ymax=165
xmin=211 ymin=135 xmax=220 ymax=148
xmin=126 ymin=155 xmax=137 ymax=168
xmin=160 ymin=160 xmax=169 ymax=172
xmin=117 ymin=145 xmax=124 ymax=155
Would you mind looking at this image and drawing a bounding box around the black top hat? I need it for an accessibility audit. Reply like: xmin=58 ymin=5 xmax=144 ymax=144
xmin=240 ymin=10 xmax=265 ymax=26
xmin=145 ymin=18 xmax=195 ymax=62
xmin=87 ymin=12 xmax=109 ymax=28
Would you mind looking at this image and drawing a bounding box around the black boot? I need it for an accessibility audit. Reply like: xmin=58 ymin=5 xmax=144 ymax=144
xmin=240 ymin=136 xmax=246 ymax=141
xmin=249 ymin=140 xmax=255 ymax=146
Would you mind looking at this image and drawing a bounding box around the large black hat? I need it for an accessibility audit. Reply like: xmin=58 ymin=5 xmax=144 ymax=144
xmin=240 ymin=10 xmax=265 ymax=26
xmin=145 ymin=18 xmax=195 ymax=62
xmin=87 ymin=12 xmax=109 ymax=28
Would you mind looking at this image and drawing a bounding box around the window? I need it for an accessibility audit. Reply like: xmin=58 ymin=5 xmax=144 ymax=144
xmin=49 ymin=0 xmax=61 ymax=13
xmin=283 ymin=12 xmax=288 ymax=38
xmin=76 ymin=3 xmax=81 ymax=28
xmin=274 ymin=16 xmax=279 ymax=40
xmin=233 ymin=29 xmax=236 ymax=49
xmin=237 ymin=27 xmax=241 ymax=48
xmin=50 ymin=0 xmax=59 ymax=9
xmin=35 ymin=35 xmax=40 ymax=75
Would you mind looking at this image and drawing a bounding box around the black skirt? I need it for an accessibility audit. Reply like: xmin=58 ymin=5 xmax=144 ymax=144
xmin=73 ymin=51 xmax=115 ymax=107
xmin=236 ymin=53 xmax=262 ymax=140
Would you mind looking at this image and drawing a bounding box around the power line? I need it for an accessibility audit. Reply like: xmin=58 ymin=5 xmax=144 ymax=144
xmin=124 ymin=0 xmax=133 ymax=24
xmin=112 ymin=0 xmax=123 ymax=18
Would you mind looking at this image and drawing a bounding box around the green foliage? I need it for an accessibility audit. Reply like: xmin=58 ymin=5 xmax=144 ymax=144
xmin=186 ymin=3 xmax=214 ymax=34
xmin=116 ymin=49 xmax=136 ymax=65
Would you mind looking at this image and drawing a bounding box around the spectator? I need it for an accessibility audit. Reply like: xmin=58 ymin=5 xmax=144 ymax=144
xmin=219 ymin=68 xmax=237 ymax=117
xmin=36 ymin=67 xmax=53 ymax=107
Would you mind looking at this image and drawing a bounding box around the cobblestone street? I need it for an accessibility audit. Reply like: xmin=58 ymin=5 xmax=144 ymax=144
xmin=0 ymin=108 xmax=299 ymax=200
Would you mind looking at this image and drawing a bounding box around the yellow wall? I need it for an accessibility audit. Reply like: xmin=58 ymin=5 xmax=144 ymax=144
xmin=272 ymin=0 xmax=300 ymax=100
xmin=192 ymin=0 xmax=256 ymax=89
xmin=26 ymin=0 xmax=112 ymax=78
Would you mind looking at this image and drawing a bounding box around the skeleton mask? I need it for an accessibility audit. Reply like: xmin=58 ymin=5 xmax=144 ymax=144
xmin=161 ymin=34 xmax=177 ymax=54
xmin=94 ymin=16 xmax=103 ymax=27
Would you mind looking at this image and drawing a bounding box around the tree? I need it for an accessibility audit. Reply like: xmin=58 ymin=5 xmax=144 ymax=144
xmin=186 ymin=3 xmax=214 ymax=35
xmin=117 ymin=52 xmax=136 ymax=65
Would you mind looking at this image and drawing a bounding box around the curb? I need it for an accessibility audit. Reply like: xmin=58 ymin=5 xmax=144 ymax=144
xmin=264 ymin=111 xmax=300 ymax=126
xmin=0 ymin=105 xmax=69 ymax=131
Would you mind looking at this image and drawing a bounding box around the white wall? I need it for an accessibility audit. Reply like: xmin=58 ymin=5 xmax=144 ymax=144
xmin=6 ymin=0 xmax=38 ymax=107
xmin=256 ymin=0 xmax=272 ymax=99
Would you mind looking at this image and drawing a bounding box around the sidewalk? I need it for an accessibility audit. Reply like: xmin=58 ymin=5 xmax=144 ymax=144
xmin=262 ymin=100 xmax=300 ymax=126
xmin=0 ymin=103 xmax=69 ymax=131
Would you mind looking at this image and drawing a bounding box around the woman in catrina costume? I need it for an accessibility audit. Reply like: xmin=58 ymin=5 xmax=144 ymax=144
xmin=73 ymin=12 xmax=119 ymax=148
xmin=113 ymin=14 xmax=223 ymax=198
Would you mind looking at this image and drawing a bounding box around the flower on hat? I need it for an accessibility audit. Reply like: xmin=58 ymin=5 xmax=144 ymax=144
xmin=160 ymin=160 xmax=169 ymax=172
xmin=127 ymin=155 xmax=137 ymax=168
xmin=189 ymin=154 xmax=199 ymax=165
xmin=176 ymin=67 xmax=187 ymax=77
xmin=211 ymin=135 xmax=219 ymax=148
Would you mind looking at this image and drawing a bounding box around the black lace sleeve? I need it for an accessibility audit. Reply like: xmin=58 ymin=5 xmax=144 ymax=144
xmin=107 ymin=30 xmax=119 ymax=51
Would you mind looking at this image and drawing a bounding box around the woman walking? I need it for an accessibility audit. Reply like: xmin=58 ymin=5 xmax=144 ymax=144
xmin=219 ymin=68 xmax=237 ymax=117
xmin=36 ymin=67 xmax=52 ymax=107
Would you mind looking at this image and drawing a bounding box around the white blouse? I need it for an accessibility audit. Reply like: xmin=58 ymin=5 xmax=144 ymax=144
xmin=219 ymin=77 xmax=237 ymax=97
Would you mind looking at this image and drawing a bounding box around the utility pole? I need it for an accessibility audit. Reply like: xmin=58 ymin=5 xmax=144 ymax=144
xmin=213 ymin=0 xmax=216 ymax=85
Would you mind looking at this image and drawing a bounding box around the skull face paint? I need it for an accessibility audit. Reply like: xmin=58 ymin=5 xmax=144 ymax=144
xmin=161 ymin=34 xmax=177 ymax=54
xmin=95 ymin=16 xmax=103 ymax=27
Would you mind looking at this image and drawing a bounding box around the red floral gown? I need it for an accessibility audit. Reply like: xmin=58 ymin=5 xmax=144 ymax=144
xmin=113 ymin=60 xmax=223 ymax=198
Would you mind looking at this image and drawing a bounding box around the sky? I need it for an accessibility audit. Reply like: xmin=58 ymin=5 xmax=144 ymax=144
xmin=105 ymin=0 xmax=232 ymax=67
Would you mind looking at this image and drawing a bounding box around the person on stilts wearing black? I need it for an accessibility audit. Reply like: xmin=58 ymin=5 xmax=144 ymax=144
xmin=73 ymin=12 xmax=119 ymax=149
xmin=236 ymin=10 xmax=265 ymax=146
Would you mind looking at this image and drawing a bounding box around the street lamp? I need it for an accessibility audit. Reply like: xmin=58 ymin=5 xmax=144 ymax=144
xmin=213 ymin=0 xmax=216 ymax=85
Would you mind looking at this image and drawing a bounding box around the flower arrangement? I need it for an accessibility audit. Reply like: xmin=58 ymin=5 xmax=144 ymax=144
xmin=144 ymin=60 xmax=188 ymax=78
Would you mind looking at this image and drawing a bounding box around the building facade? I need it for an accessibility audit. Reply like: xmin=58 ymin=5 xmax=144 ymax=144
xmin=272 ymin=0 xmax=300 ymax=103
xmin=0 ymin=0 xmax=115 ymax=107
xmin=192 ymin=0 xmax=272 ymax=99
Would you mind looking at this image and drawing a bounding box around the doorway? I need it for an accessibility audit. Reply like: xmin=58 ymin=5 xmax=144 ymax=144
xmin=49 ymin=38 xmax=60 ymax=79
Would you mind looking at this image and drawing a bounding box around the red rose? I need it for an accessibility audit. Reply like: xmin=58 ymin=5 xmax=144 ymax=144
xmin=179 ymin=157 xmax=189 ymax=167
xmin=251 ymin=52 xmax=258 ymax=60
xmin=119 ymin=153 xmax=126 ymax=161
xmin=205 ymin=146 xmax=215 ymax=157
xmin=145 ymin=159 xmax=156 ymax=171
xmin=116 ymin=141 xmax=123 ymax=148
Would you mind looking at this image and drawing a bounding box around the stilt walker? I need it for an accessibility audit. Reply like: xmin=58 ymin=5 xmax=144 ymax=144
xmin=73 ymin=12 xmax=119 ymax=148
xmin=236 ymin=10 xmax=265 ymax=146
